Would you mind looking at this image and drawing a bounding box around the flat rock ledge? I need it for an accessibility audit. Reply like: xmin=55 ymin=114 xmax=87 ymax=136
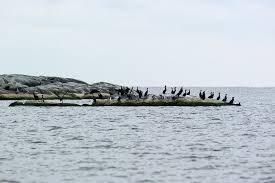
xmin=9 ymin=97 xmax=241 ymax=107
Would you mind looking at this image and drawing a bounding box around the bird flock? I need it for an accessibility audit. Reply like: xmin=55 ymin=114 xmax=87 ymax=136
xmin=115 ymin=85 xmax=236 ymax=104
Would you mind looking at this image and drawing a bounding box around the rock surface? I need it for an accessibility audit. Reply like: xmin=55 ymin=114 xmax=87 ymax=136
xmin=9 ymin=97 xmax=241 ymax=107
xmin=0 ymin=74 xmax=121 ymax=99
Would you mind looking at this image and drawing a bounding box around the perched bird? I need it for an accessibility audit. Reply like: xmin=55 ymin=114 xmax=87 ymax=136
xmin=199 ymin=90 xmax=202 ymax=98
xmin=144 ymin=88 xmax=149 ymax=97
xmin=201 ymin=91 xmax=206 ymax=100
xmin=176 ymin=87 xmax=183 ymax=96
xmin=171 ymin=87 xmax=176 ymax=95
xmin=183 ymin=90 xmax=187 ymax=97
xmin=222 ymin=94 xmax=227 ymax=102
xmin=229 ymin=97 xmax=234 ymax=104
xmin=162 ymin=85 xmax=167 ymax=95
xmin=127 ymin=94 xmax=132 ymax=100
xmin=117 ymin=96 xmax=121 ymax=102
xmin=125 ymin=87 xmax=130 ymax=94
xmin=217 ymin=93 xmax=221 ymax=100
xmin=138 ymin=90 xmax=143 ymax=99
xmin=208 ymin=92 xmax=214 ymax=99
xmin=98 ymin=93 xmax=103 ymax=99
xmin=92 ymin=98 xmax=97 ymax=104
xmin=187 ymin=89 xmax=190 ymax=95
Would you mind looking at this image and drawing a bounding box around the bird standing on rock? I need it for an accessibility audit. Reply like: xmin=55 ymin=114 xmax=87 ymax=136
xmin=176 ymin=87 xmax=183 ymax=96
xmin=171 ymin=87 xmax=176 ymax=95
xmin=201 ymin=91 xmax=206 ymax=100
xmin=187 ymin=89 xmax=190 ymax=95
xmin=208 ymin=92 xmax=214 ymax=99
xmin=183 ymin=90 xmax=187 ymax=97
xmin=217 ymin=93 xmax=221 ymax=100
xmin=144 ymin=88 xmax=148 ymax=97
xmin=98 ymin=93 xmax=103 ymax=99
xmin=222 ymin=94 xmax=227 ymax=102
xmin=162 ymin=85 xmax=167 ymax=95
xmin=229 ymin=97 xmax=234 ymax=104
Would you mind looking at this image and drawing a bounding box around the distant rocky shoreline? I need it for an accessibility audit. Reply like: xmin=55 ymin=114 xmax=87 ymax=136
xmin=0 ymin=74 xmax=123 ymax=100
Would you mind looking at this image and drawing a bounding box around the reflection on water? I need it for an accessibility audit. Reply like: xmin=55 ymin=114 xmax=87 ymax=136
xmin=0 ymin=87 xmax=275 ymax=183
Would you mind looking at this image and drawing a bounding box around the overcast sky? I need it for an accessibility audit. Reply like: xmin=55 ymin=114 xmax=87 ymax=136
xmin=0 ymin=0 xmax=274 ymax=86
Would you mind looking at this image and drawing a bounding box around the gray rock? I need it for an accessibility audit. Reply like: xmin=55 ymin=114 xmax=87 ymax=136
xmin=0 ymin=74 xmax=120 ymax=96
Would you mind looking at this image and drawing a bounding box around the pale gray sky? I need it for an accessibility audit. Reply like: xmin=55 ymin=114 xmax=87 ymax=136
xmin=0 ymin=0 xmax=274 ymax=86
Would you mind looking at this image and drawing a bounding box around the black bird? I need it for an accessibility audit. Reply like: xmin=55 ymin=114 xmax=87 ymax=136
xmin=183 ymin=90 xmax=187 ymax=97
xmin=229 ymin=97 xmax=234 ymax=104
xmin=138 ymin=90 xmax=143 ymax=99
xmin=93 ymin=98 xmax=97 ymax=104
xmin=173 ymin=87 xmax=177 ymax=94
xmin=41 ymin=95 xmax=45 ymax=102
xmin=120 ymin=86 xmax=125 ymax=95
xmin=117 ymin=96 xmax=121 ymax=102
xmin=144 ymin=88 xmax=149 ymax=97
xmin=201 ymin=91 xmax=206 ymax=100
xmin=162 ymin=85 xmax=167 ymax=95
xmin=176 ymin=87 xmax=183 ymax=96
xmin=199 ymin=90 xmax=202 ymax=98
xmin=127 ymin=94 xmax=132 ymax=100
xmin=187 ymin=89 xmax=190 ymax=95
xmin=98 ymin=93 xmax=103 ymax=99
xmin=125 ymin=87 xmax=130 ymax=94
xmin=171 ymin=87 xmax=176 ymax=95
xmin=217 ymin=93 xmax=221 ymax=100
xmin=208 ymin=92 xmax=214 ymax=99
xmin=222 ymin=94 xmax=227 ymax=102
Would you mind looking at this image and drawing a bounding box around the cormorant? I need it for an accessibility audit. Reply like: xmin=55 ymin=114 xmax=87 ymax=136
xmin=217 ymin=93 xmax=221 ymax=100
xmin=117 ymin=96 xmax=121 ymax=102
xmin=162 ymin=85 xmax=167 ymax=95
xmin=98 ymin=93 xmax=103 ymax=99
xmin=127 ymin=94 xmax=132 ymax=100
xmin=125 ymin=87 xmax=130 ymax=94
xmin=229 ymin=97 xmax=234 ymax=104
xmin=176 ymin=87 xmax=183 ymax=96
xmin=144 ymin=88 xmax=148 ymax=97
xmin=187 ymin=89 xmax=190 ymax=95
xmin=222 ymin=94 xmax=227 ymax=102
xmin=199 ymin=90 xmax=202 ymax=98
xmin=183 ymin=90 xmax=187 ymax=97
xmin=171 ymin=87 xmax=174 ymax=94
xmin=201 ymin=91 xmax=206 ymax=100
xmin=120 ymin=86 xmax=125 ymax=95
xmin=171 ymin=87 xmax=176 ymax=95
xmin=208 ymin=92 xmax=214 ymax=99
xmin=138 ymin=90 xmax=143 ymax=99
xmin=42 ymin=95 xmax=45 ymax=102
xmin=92 ymin=98 xmax=97 ymax=104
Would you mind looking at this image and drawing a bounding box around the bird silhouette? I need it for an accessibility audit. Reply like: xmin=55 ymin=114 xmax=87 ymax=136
xmin=222 ymin=94 xmax=227 ymax=102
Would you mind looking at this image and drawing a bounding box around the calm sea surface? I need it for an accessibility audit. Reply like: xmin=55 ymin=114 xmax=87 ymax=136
xmin=0 ymin=87 xmax=275 ymax=183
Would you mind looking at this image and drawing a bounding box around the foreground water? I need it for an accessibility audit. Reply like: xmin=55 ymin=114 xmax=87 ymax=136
xmin=0 ymin=87 xmax=275 ymax=183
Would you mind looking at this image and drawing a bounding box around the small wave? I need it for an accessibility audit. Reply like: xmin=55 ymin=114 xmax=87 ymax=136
xmin=46 ymin=126 xmax=63 ymax=131
xmin=0 ymin=180 xmax=20 ymax=183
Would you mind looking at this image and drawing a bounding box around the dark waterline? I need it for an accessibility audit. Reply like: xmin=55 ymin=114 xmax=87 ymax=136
xmin=0 ymin=87 xmax=275 ymax=183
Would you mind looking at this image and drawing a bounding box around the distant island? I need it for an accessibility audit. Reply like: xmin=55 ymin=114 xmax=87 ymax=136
xmin=1 ymin=74 xmax=240 ymax=107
